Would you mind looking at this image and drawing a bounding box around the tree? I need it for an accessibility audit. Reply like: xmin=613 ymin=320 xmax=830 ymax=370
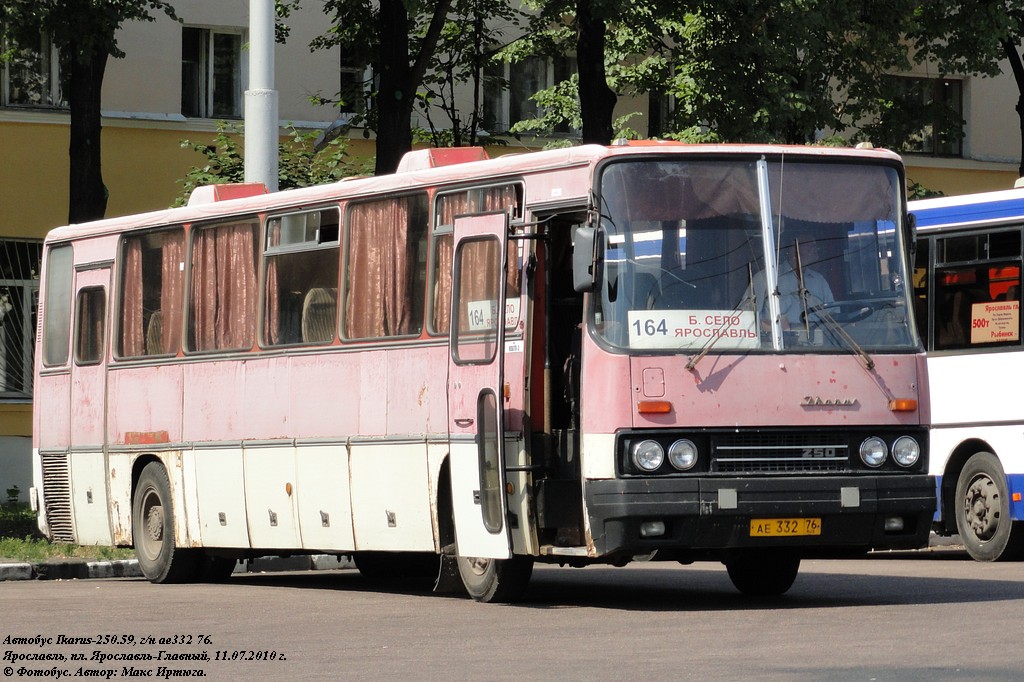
xmin=501 ymin=0 xmax=688 ymax=143
xmin=174 ymin=124 xmax=371 ymax=207
xmin=314 ymin=0 xmax=453 ymax=175
xmin=1 ymin=0 xmax=178 ymax=224
xmin=415 ymin=0 xmax=523 ymax=148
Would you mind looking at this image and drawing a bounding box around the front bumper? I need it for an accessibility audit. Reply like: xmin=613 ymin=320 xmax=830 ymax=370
xmin=584 ymin=474 xmax=936 ymax=558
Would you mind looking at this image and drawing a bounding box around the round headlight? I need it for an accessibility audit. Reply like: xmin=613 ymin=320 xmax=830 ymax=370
xmin=859 ymin=436 xmax=887 ymax=467
xmin=631 ymin=440 xmax=665 ymax=471
xmin=892 ymin=436 xmax=920 ymax=467
xmin=668 ymin=439 xmax=698 ymax=471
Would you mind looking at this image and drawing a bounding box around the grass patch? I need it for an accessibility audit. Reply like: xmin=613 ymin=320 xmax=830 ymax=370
xmin=0 ymin=536 xmax=135 ymax=562
xmin=1 ymin=494 xmax=134 ymax=563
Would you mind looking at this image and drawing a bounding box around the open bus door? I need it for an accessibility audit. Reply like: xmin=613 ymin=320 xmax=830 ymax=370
xmin=448 ymin=212 xmax=513 ymax=562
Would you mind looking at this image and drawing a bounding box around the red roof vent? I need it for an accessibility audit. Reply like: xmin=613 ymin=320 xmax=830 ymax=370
xmin=187 ymin=183 xmax=269 ymax=206
xmin=397 ymin=147 xmax=489 ymax=173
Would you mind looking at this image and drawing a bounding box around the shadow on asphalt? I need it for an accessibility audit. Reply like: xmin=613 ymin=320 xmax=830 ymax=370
xmin=227 ymin=545 xmax=1024 ymax=614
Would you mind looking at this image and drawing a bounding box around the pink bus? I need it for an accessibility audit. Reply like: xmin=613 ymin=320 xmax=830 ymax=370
xmin=32 ymin=142 xmax=934 ymax=602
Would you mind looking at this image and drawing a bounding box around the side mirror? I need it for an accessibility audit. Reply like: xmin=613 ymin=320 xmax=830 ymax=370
xmin=906 ymin=212 xmax=917 ymax=257
xmin=572 ymin=226 xmax=599 ymax=293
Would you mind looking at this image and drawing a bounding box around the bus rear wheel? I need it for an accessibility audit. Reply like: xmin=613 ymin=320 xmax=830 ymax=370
xmin=725 ymin=549 xmax=800 ymax=596
xmin=456 ymin=554 xmax=533 ymax=603
xmin=954 ymin=452 xmax=1024 ymax=561
xmin=132 ymin=462 xmax=198 ymax=583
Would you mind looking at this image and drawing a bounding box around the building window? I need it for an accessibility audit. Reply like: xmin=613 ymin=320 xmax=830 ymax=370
xmin=338 ymin=48 xmax=366 ymax=115
xmin=483 ymin=55 xmax=577 ymax=134
xmin=181 ymin=27 xmax=244 ymax=119
xmin=1 ymin=33 xmax=65 ymax=108
xmin=0 ymin=240 xmax=43 ymax=397
xmin=890 ymin=77 xmax=964 ymax=157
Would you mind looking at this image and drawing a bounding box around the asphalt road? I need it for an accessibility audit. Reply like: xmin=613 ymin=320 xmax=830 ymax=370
xmin=1 ymin=551 xmax=1020 ymax=681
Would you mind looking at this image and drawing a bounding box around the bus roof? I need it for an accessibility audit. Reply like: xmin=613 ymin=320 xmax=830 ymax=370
xmin=44 ymin=142 xmax=903 ymax=244
xmin=910 ymin=187 xmax=1024 ymax=232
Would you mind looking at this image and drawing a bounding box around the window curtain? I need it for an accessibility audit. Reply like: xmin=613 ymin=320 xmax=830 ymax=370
xmin=159 ymin=232 xmax=185 ymax=354
xmin=263 ymin=221 xmax=282 ymax=345
xmin=347 ymin=199 xmax=411 ymax=338
xmin=434 ymin=186 xmax=520 ymax=335
xmin=120 ymin=239 xmax=144 ymax=357
xmin=190 ymin=222 xmax=257 ymax=350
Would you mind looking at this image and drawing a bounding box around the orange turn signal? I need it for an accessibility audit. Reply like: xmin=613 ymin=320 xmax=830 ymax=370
xmin=637 ymin=400 xmax=673 ymax=414
xmin=889 ymin=398 xmax=917 ymax=412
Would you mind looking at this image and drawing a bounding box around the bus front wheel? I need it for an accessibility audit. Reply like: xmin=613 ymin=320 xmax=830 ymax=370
xmin=132 ymin=462 xmax=198 ymax=583
xmin=725 ymin=549 xmax=800 ymax=596
xmin=456 ymin=554 xmax=533 ymax=603
xmin=954 ymin=452 xmax=1024 ymax=561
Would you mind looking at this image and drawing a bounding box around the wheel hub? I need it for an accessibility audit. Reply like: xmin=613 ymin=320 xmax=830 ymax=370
xmin=964 ymin=476 xmax=999 ymax=541
xmin=146 ymin=505 xmax=164 ymax=543
xmin=465 ymin=556 xmax=490 ymax=577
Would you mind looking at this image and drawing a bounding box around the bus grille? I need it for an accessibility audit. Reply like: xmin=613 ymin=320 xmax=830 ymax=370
xmin=711 ymin=433 xmax=849 ymax=474
xmin=40 ymin=452 xmax=75 ymax=542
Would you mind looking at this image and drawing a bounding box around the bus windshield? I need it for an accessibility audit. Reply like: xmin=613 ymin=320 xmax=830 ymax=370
xmin=593 ymin=157 xmax=918 ymax=354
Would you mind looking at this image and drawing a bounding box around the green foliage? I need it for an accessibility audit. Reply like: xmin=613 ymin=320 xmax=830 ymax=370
xmin=907 ymin=182 xmax=945 ymax=200
xmin=175 ymin=123 xmax=372 ymax=207
xmin=0 ymin=494 xmax=40 ymax=541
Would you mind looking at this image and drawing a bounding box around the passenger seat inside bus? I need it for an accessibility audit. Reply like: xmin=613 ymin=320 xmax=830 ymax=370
xmin=301 ymin=287 xmax=338 ymax=343
xmin=145 ymin=311 xmax=163 ymax=355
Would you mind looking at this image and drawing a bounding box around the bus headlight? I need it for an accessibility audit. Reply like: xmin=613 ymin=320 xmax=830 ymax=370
xmin=892 ymin=436 xmax=921 ymax=467
xmin=632 ymin=440 xmax=665 ymax=472
xmin=859 ymin=436 xmax=887 ymax=467
xmin=667 ymin=439 xmax=698 ymax=471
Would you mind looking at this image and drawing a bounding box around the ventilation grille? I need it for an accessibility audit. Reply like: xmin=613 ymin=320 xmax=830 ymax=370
xmin=40 ymin=452 xmax=74 ymax=542
xmin=712 ymin=432 xmax=849 ymax=474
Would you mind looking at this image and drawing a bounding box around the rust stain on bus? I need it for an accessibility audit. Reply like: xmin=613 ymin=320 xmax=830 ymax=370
xmin=123 ymin=431 xmax=170 ymax=445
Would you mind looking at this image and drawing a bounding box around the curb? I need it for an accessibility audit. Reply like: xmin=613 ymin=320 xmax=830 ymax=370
xmin=0 ymin=555 xmax=355 ymax=582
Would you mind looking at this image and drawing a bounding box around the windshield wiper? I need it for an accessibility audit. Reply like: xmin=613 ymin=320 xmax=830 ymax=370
xmin=686 ymin=263 xmax=757 ymax=371
xmin=791 ymin=240 xmax=874 ymax=370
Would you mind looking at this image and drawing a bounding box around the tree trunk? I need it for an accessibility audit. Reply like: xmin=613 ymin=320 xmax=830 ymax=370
xmin=576 ymin=0 xmax=616 ymax=145
xmin=67 ymin=45 xmax=109 ymax=224
xmin=373 ymin=0 xmax=452 ymax=175
xmin=373 ymin=0 xmax=414 ymax=175
xmin=1002 ymin=39 xmax=1024 ymax=179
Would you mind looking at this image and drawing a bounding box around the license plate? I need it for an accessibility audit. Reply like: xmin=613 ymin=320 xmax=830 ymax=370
xmin=750 ymin=518 xmax=821 ymax=537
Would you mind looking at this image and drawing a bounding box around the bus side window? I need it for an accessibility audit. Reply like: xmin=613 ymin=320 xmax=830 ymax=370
xmin=262 ymin=209 xmax=341 ymax=347
xmin=42 ymin=245 xmax=74 ymax=367
xmin=119 ymin=228 xmax=185 ymax=358
xmin=344 ymin=195 xmax=428 ymax=339
xmin=75 ymin=287 xmax=106 ymax=365
xmin=188 ymin=220 xmax=259 ymax=352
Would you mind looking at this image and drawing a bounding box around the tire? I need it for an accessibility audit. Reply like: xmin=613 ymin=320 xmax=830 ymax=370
xmin=725 ymin=549 xmax=800 ymax=596
xmin=354 ymin=551 xmax=441 ymax=582
xmin=954 ymin=452 xmax=1024 ymax=562
xmin=456 ymin=554 xmax=533 ymax=603
xmin=132 ymin=462 xmax=199 ymax=583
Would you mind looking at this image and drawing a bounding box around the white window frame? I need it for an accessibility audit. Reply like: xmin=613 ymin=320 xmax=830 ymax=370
xmin=1 ymin=33 xmax=65 ymax=108
xmin=181 ymin=26 xmax=246 ymax=119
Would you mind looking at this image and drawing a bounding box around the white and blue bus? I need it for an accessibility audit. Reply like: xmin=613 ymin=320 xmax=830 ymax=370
xmin=911 ymin=186 xmax=1024 ymax=561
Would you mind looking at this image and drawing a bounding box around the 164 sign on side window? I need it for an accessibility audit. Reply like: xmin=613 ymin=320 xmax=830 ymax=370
xmin=467 ymin=299 xmax=521 ymax=331
xmin=628 ymin=310 xmax=759 ymax=350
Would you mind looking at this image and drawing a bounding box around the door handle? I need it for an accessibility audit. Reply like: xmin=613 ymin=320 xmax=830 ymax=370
xmin=454 ymin=417 xmax=474 ymax=427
